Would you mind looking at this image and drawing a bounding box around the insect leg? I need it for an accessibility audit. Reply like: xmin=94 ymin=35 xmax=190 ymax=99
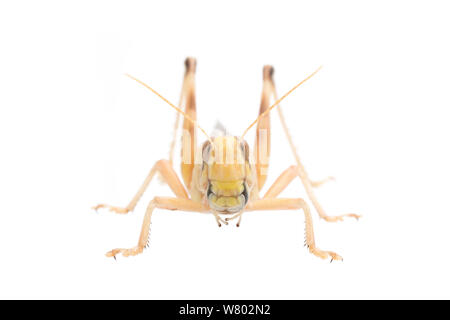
xmin=276 ymin=102 xmax=334 ymax=187
xmin=106 ymin=197 xmax=208 ymax=258
xmin=263 ymin=165 xmax=360 ymax=222
xmin=254 ymin=65 xmax=273 ymax=191
xmin=264 ymin=73 xmax=358 ymax=222
xmin=168 ymin=58 xmax=193 ymax=165
xmin=180 ymin=57 xmax=198 ymax=189
xmin=93 ymin=159 xmax=188 ymax=214
xmin=245 ymin=198 xmax=342 ymax=262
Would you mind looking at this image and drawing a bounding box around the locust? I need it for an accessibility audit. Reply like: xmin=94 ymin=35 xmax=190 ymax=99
xmin=93 ymin=57 xmax=360 ymax=261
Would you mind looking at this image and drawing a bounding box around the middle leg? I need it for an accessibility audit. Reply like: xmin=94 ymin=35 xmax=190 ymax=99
xmin=263 ymin=165 xmax=360 ymax=222
xmin=93 ymin=159 xmax=188 ymax=214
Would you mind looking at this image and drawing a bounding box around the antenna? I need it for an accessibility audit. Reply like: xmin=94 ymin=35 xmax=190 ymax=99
xmin=125 ymin=73 xmax=214 ymax=144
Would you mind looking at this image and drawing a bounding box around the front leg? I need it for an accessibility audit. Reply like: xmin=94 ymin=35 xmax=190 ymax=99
xmin=107 ymin=197 xmax=208 ymax=258
xmin=246 ymin=198 xmax=342 ymax=261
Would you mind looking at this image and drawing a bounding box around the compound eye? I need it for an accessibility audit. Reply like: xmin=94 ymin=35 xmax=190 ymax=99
xmin=202 ymin=140 xmax=212 ymax=163
xmin=240 ymin=140 xmax=250 ymax=163
xmin=242 ymin=183 xmax=249 ymax=205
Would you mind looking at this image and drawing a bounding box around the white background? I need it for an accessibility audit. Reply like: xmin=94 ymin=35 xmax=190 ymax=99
xmin=1 ymin=0 xmax=449 ymax=299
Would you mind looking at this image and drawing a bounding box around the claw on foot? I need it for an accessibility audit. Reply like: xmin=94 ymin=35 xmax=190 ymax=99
xmin=92 ymin=204 xmax=130 ymax=214
xmin=330 ymin=256 xmax=343 ymax=263
xmin=328 ymin=252 xmax=343 ymax=262
xmin=309 ymin=246 xmax=343 ymax=261
xmin=106 ymin=246 xmax=144 ymax=258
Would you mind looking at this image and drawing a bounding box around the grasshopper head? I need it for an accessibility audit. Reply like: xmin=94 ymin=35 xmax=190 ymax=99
xmin=201 ymin=136 xmax=252 ymax=214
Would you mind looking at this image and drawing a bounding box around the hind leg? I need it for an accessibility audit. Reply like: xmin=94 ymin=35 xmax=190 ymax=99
xmin=263 ymin=69 xmax=359 ymax=222
xmin=254 ymin=65 xmax=274 ymax=190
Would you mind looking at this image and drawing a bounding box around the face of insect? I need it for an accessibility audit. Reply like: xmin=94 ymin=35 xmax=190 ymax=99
xmin=202 ymin=136 xmax=251 ymax=214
